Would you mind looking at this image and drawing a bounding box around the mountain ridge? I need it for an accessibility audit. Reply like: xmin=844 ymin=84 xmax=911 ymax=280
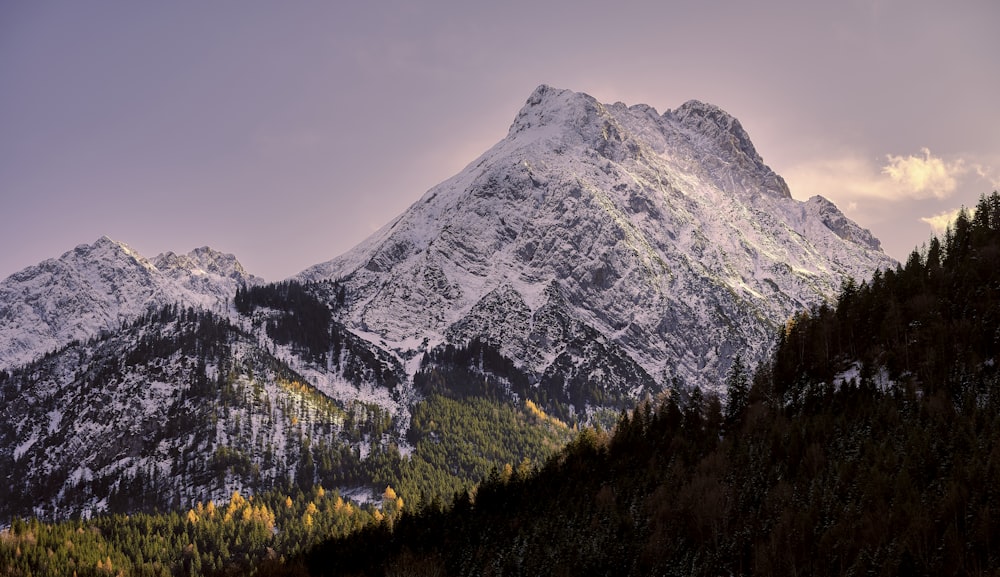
xmin=0 ymin=236 xmax=259 ymax=370
xmin=300 ymin=192 xmax=1000 ymax=577
xmin=0 ymin=85 xmax=895 ymax=401
xmin=298 ymin=84 xmax=894 ymax=395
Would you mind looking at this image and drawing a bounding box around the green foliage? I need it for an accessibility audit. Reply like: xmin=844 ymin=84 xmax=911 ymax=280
xmin=0 ymin=302 xmax=410 ymax=523
xmin=391 ymin=394 xmax=574 ymax=506
xmin=303 ymin=380 xmax=1000 ymax=576
xmin=724 ymin=353 xmax=749 ymax=426
xmin=0 ymin=384 xmax=573 ymax=576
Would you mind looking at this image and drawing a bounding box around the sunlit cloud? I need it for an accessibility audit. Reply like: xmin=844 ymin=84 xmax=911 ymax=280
xmin=781 ymin=154 xmax=909 ymax=202
xmin=782 ymin=148 xmax=974 ymax=204
xmin=882 ymin=148 xmax=963 ymax=199
xmin=920 ymin=208 xmax=962 ymax=236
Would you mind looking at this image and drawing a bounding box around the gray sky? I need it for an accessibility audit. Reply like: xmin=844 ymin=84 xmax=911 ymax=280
xmin=2 ymin=0 xmax=998 ymax=281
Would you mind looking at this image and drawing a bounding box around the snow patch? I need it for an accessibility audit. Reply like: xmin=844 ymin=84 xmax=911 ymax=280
xmin=13 ymin=434 xmax=37 ymax=461
xmin=833 ymin=362 xmax=862 ymax=391
xmin=47 ymin=409 xmax=62 ymax=434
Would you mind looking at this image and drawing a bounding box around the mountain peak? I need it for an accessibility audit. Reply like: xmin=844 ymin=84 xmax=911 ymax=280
xmin=154 ymin=246 xmax=256 ymax=282
xmin=668 ymin=100 xmax=791 ymax=199
xmin=67 ymin=236 xmax=158 ymax=277
xmin=672 ymin=100 xmax=760 ymax=162
xmin=508 ymin=84 xmax=604 ymax=137
xmin=504 ymin=87 xmax=791 ymax=199
xmin=0 ymin=240 xmax=256 ymax=369
xmin=301 ymin=85 xmax=894 ymax=394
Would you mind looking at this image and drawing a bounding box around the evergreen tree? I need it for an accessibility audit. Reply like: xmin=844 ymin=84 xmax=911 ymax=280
xmin=724 ymin=353 xmax=749 ymax=425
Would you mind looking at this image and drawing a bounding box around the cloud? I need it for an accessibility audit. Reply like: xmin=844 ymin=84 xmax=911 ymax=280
xmin=920 ymin=208 xmax=962 ymax=236
xmin=973 ymin=164 xmax=1000 ymax=189
xmin=782 ymin=148 xmax=972 ymax=204
xmin=781 ymin=154 xmax=908 ymax=202
xmin=882 ymin=148 xmax=964 ymax=199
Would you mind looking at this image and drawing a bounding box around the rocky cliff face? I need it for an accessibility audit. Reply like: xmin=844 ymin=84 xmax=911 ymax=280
xmin=301 ymin=85 xmax=894 ymax=394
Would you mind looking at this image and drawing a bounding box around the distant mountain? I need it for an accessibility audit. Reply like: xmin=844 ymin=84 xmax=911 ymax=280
xmin=0 ymin=290 xmax=410 ymax=521
xmin=300 ymin=85 xmax=894 ymax=399
xmin=0 ymin=240 xmax=411 ymax=521
xmin=0 ymin=237 xmax=258 ymax=369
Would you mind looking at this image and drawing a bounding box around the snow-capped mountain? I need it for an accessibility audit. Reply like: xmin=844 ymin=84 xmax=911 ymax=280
xmin=0 ymin=84 xmax=896 ymax=522
xmin=0 ymin=239 xmax=413 ymax=521
xmin=300 ymin=85 xmax=894 ymax=394
xmin=0 ymin=236 xmax=258 ymax=369
xmin=0 ymin=304 xmax=405 ymax=520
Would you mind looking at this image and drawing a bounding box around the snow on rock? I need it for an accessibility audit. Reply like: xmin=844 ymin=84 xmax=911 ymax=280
xmin=0 ymin=237 xmax=258 ymax=369
xmin=0 ymin=313 xmax=396 ymax=521
xmin=299 ymin=85 xmax=895 ymax=394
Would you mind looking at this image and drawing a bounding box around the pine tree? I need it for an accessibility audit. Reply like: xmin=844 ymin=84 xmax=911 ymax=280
xmin=724 ymin=354 xmax=749 ymax=425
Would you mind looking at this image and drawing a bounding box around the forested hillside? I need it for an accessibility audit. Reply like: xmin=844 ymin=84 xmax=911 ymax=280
xmin=0 ymin=486 xmax=395 ymax=576
xmin=299 ymin=193 xmax=1000 ymax=576
xmin=0 ymin=304 xmax=403 ymax=521
xmin=773 ymin=192 xmax=1000 ymax=404
xmin=0 ymin=289 xmax=573 ymax=576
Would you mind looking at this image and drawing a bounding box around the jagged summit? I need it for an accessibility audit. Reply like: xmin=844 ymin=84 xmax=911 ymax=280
xmin=300 ymin=85 xmax=894 ymax=393
xmin=804 ymin=195 xmax=883 ymax=251
xmin=0 ymin=237 xmax=256 ymax=369
xmin=507 ymin=84 xmax=603 ymax=136
xmin=668 ymin=99 xmax=791 ymax=199
xmin=507 ymin=86 xmax=790 ymax=200
xmin=671 ymin=100 xmax=759 ymax=161
xmin=154 ymin=246 xmax=257 ymax=282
